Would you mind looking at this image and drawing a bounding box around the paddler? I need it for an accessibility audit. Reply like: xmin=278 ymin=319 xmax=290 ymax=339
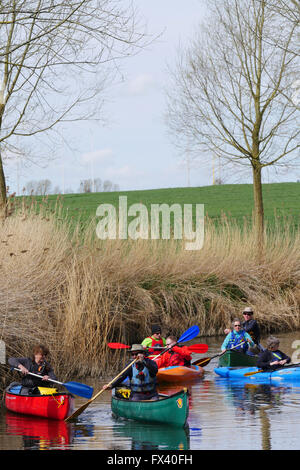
xmin=8 ymin=344 xmax=57 ymax=394
xmin=155 ymin=336 xmax=192 ymax=368
xmin=221 ymin=319 xmax=255 ymax=353
xmin=141 ymin=324 xmax=166 ymax=354
xmin=257 ymin=336 xmax=291 ymax=371
xmin=102 ymin=344 xmax=159 ymax=401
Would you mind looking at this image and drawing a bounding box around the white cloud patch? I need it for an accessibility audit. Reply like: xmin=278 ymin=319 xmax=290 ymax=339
xmin=127 ymin=74 xmax=156 ymax=95
xmin=81 ymin=148 xmax=113 ymax=164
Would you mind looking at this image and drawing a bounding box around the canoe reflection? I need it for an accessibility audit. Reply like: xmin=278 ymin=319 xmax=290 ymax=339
xmin=113 ymin=419 xmax=190 ymax=451
xmin=5 ymin=412 xmax=74 ymax=450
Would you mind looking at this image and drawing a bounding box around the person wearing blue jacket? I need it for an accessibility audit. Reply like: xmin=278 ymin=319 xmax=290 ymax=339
xmin=221 ymin=319 xmax=255 ymax=353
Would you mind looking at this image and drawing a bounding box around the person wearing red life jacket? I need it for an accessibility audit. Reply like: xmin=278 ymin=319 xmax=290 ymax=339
xmin=141 ymin=324 xmax=166 ymax=354
xmin=155 ymin=336 xmax=192 ymax=369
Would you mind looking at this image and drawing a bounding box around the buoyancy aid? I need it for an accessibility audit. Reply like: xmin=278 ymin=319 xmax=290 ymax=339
xmin=146 ymin=336 xmax=165 ymax=354
xmin=130 ymin=363 xmax=156 ymax=393
xmin=228 ymin=331 xmax=248 ymax=352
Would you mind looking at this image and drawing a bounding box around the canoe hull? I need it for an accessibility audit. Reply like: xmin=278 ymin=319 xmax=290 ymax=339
xmin=157 ymin=365 xmax=204 ymax=383
xmin=218 ymin=350 xmax=258 ymax=367
xmin=214 ymin=366 xmax=300 ymax=384
xmin=111 ymin=389 xmax=189 ymax=428
xmin=5 ymin=390 xmax=74 ymax=420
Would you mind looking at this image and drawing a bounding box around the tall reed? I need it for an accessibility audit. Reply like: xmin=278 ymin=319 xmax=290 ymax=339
xmin=0 ymin=201 xmax=299 ymax=384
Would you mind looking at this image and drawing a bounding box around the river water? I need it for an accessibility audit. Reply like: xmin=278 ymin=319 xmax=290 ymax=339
xmin=1 ymin=330 xmax=300 ymax=451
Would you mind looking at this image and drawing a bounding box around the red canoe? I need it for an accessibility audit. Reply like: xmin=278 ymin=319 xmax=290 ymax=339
xmin=156 ymin=365 xmax=204 ymax=383
xmin=5 ymin=388 xmax=74 ymax=421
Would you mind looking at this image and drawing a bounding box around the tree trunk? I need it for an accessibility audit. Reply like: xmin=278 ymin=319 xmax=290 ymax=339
xmin=0 ymin=152 xmax=7 ymax=220
xmin=252 ymin=163 xmax=264 ymax=262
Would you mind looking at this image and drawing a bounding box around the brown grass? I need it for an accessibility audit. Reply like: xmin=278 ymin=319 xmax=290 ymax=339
xmin=0 ymin=204 xmax=299 ymax=387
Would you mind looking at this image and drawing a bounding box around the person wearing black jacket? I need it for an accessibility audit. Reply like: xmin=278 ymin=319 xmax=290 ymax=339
xmin=102 ymin=344 xmax=158 ymax=401
xmin=257 ymin=336 xmax=291 ymax=371
xmin=241 ymin=307 xmax=264 ymax=353
xmin=8 ymin=344 xmax=57 ymax=393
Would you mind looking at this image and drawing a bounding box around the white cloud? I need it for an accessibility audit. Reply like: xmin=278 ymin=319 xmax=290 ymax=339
xmin=127 ymin=74 xmax=156 ymax=95
xmin=80 ymin=148 xmax=113 ymax=164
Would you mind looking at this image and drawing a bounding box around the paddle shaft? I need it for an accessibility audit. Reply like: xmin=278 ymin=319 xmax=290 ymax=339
xmin=13 ymin=368 xmax=64 ymax=386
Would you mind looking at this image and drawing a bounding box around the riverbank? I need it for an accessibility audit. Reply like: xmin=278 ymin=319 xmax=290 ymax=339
xmin=0 ymin=208 xmax=299 ymax=386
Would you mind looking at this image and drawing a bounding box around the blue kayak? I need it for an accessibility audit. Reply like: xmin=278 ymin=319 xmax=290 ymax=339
xmin=214 ymin=366 xmax=300 ymax=384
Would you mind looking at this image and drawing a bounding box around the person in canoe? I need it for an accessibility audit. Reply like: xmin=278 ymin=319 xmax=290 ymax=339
xmin=221 ymin=319 xmax=255 ymax=353
xmin=8 ymin=344 xmax=57 ymax=394
xmin=155 ymin=336 xmax=192 ymax=368
xmin=102 ymin=344 xmax=159 ymax=401
xmin=257 ymin=336 xmax=291 ymax=371
xmin=141 ymin=324 xmax=166 ymax=354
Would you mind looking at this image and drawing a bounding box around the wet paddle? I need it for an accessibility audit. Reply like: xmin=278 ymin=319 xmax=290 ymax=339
xmin=65 ymin=358 xmax=138 ymax=422
xmin=192 ymin=342 xmax=245 ymax=367
xmin=12 ymin=368 xmax=93 ymax=399
xmin=66 ymin=325 xmax=200 ymax=422
xmin=244 ymin=362 xmax=300 ymax=377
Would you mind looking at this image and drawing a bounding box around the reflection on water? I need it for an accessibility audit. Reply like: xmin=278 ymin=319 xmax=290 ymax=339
xmin=1 ymin=330 xmax=300 ymax=450
xmin=112 ymin=420 xmax=190 ymax=451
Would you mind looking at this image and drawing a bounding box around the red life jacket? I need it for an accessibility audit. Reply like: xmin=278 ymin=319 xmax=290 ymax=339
xmin=146 ymin=336 xmax=165 ymax=354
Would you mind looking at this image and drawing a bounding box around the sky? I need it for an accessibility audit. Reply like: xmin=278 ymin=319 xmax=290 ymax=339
xmin=5 ymin=0 xmax=299 ymax=195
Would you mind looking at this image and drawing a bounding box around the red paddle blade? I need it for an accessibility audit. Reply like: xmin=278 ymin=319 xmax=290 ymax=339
xmin=107 ymin=342 xmax=130 ymax=349
xmin=188 ymin=344 xmax=208 ymax=353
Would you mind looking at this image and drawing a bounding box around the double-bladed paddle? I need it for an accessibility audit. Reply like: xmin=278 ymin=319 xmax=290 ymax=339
xmin=12 ymin=368 xmax=93 ymax=399
xmin=66 ymin=324 xmax=200 ymax=422
xmin=243 ymin=362 xmax=300 ymax=377
xmin=192 ymin=342 xmax=245 ymax=367
xmin=108 ymin=341 xmax=207 ymax=354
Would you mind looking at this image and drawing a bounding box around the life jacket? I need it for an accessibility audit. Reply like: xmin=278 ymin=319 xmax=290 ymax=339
xmin=145 ymin=336 xmax=165 ymax=354
xmin=228 ymin=331 xmax=248 ymax=352
xmin=271 ymin=351 xmax=283 ymax=361
xmin=130 ymin=363 xmax=156 ymax=393
xmin=165 ymin=350 xmax=184 ymax=367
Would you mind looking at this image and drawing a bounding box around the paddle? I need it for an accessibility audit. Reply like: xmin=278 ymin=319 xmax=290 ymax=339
xmin=66 ymin=325 xmax=200 ymax=422
xmin=65 ymin=357 xmax=138 ymax=422
xmin=192 ymin=342 xmax=245 ymax=367
xmin=244 ymin=362 xmax=300 ymax=377
xmin=108 ymin=341 xmax=208 ymax=354
xmin=12 ymin=368 xmax=93 ymax=399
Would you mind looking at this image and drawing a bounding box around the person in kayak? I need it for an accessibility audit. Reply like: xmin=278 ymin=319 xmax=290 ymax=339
xmin=257 ymin=336 xmax=291 ymax=371
xmin=141 ymin=324 xmax=166 ymax=354
xmin=224 ymin=307 xmax=263 ymax=354
xmin=8 ymin=344 xmax=57 ymax=394
xmin=102 ymin=344 xmax=159 ymax=401
xmin=221 ymin=319 xmax=255 ymax=353
xmin=155 ymin=336 xmax=192 ymax=368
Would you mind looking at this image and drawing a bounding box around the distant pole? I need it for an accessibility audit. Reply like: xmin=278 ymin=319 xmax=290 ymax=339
xmin=212 ymin=154 xmax=215 ymax=185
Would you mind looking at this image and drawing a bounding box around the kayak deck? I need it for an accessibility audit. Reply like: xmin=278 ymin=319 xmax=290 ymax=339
xmin=157 ymin=365 xmax=204 ymax=383
xmin=214 ymin=366 xmax=300 ymax=384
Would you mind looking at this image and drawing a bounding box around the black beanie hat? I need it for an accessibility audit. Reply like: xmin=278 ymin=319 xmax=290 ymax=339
xmin=151 ymin=324 xmax=161 ymax=334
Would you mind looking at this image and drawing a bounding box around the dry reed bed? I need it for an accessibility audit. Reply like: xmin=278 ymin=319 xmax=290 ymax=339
xmin=0 ymin=211 xmax=299 ymax=384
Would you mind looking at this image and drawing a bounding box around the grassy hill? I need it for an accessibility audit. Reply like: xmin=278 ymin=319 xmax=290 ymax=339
xmin=38 ymin=182 xmax=299 ymax=229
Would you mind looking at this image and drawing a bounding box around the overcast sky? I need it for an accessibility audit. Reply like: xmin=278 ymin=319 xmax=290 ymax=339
xmin=6 ymin=0 xmax=299 ymax=194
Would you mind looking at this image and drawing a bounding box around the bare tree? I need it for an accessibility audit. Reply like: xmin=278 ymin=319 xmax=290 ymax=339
xmin=0 ymin=0 xmax=148 ymax=217
xmin=166 ymin=0 xmax=299 ymax=257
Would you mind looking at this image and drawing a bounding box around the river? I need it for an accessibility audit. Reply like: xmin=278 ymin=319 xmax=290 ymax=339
xmin=1 ymin=330 xmax=300 ymax=451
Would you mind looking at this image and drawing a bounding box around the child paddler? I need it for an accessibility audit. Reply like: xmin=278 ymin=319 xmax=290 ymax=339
xmin=257 ymin=336 xmax=291 ymax=371
xmin=102 ymin=344 xmax=159 ymax=401
xmin=141 ymin=324 xmax=166 ymax=354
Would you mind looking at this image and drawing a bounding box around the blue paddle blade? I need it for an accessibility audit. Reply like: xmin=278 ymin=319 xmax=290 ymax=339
xmin=63 ymin=381 xmax=94 ymax=399
xmin=178 ymin=325 xmax=199 ymax=343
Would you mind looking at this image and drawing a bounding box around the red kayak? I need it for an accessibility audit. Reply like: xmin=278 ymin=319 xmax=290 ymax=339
xmin=5 ymin=387 xmax=74 ymax=420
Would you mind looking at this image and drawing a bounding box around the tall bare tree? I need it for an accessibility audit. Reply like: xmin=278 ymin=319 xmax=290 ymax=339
xmin=0 ymin=0 xmax=148 ymax=217
xmin=166 ymin=0 xmax=299 ymax=258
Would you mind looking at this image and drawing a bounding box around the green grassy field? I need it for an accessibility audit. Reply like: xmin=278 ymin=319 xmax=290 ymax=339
xmin=28 ymin=182 xmax=300 ymax=229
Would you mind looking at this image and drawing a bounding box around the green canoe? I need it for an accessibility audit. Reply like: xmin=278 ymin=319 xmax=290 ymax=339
xmin=218 ymin=349 xmax=258 ymax=367
xmin=111 ymin=389 xmax=189 ymax=428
